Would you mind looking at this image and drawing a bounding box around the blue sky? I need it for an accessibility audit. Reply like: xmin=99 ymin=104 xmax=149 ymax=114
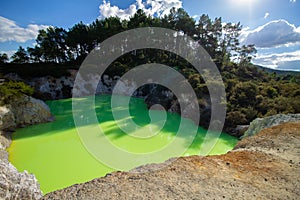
xmin=0 ymin=0 xmax=300 ymax=71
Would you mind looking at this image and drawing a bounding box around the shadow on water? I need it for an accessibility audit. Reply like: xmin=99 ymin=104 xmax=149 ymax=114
xmin=12 ymin=95 xmax=149 ymax=140
xmin=12 ymin=96 xmax=105 ymax=140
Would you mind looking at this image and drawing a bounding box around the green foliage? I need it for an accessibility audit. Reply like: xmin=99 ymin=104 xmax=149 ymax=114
xmin=11 ymin=46 xmax=29 ymax=63
xmin=0 ymin=80 xmax=34 ymax=104
xmin=1 ymin=7 xmax=256 ymax=68
xmin=105 ymin=61 xmax=127 ymax=77
xmin=36 ymin=27 xmax=68 ymax=63
xmin=229 ymin=81 xmax=258 ymax=107
xmin=240 ymin=107 xmax=258 ymax=122
xmin=225 ymin=111 xmax=247 ymax=127
xmin=226 ymin=78 xmax=300 ymax=128
xmin=265 ymin=86 xmax=278 ymax=98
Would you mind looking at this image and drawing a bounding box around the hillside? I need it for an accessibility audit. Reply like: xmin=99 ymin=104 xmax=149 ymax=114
xmin=255 ymin=65 xmax=300 ymax=76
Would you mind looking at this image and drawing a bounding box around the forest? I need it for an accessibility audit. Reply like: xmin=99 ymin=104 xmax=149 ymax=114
xmin=0 ymin=8 xmax=257 ymax=65
xmin=0 ymin=8 xmax=299 ymax=131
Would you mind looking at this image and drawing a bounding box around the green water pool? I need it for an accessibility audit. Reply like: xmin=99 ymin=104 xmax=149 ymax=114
xmin=8 ymin=95 xmax=237 ymax=194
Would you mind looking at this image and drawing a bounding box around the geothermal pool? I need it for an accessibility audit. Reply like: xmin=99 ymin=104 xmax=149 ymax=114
xmin=8 ymin=95 xmax=237 ymax=194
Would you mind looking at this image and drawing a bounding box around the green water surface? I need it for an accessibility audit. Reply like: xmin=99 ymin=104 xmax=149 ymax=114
xmin=8 ymin=95 xmax=237 ymax=194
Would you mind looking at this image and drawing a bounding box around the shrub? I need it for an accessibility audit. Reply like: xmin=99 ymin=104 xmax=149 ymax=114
xmin=230 ymin=81 xmax=258 ymax=108
xmin=265 ymin=86 xmax=278 ymax=98
xmin=225 ymin=111 xmax=247 ymax=127
xmin=240 ymin=106 xmax=258 ymax=122
xmin=0 ymin=80 xmax=34 ymax=104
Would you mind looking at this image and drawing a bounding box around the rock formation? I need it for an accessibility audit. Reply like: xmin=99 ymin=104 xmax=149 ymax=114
xmin=0 ymin=94 xmax=53 ymax=199
xmin=0 ymin=107 xmax=16 ymax=131
xmin=0 ymin=132 xmax=10 ymax=161
xmin=242 ymin=113 xmax=300 ymax=138
xmin=0 ymin=159 xmax=42 ymax=200
xmin=0 ymin=95 xmax=54 ymax=131
xmin=43 ymin=122 xmax=300 ymax=200
xmin=0 ymin=131 xmax=42 ymax=200
xmin=4 ymin=72 xmax=137 ymax=100
xmin=4 ymin=72 xmax=212 ymax=129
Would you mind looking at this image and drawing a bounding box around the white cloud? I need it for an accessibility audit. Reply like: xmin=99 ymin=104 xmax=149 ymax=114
xmin=242 ymin=20 xmax=300 ymax=48
xmin=264 ymin=12 xmax=270 ymax=19
xmin=0 ymin=16 xmax=49 ymax=43
xmin=99 ymin=0 xmax=183 ymax=20
xmin=290 ymin=0 xmax=296 ymax=3
xmin=253 ymin=50 xmax=300 ymax=71
xmin=99 ymin=1 xmax=137 ymax=20
xmin=192 ymin=15 xmax=200 ymax=19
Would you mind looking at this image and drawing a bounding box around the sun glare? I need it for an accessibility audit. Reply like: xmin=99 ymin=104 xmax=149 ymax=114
xmin=229 ymin=0 xmax=256 ymax=7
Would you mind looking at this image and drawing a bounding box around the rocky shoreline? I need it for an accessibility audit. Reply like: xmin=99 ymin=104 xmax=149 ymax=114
xmin=0 ymin=95 xmax=54 ymax=199
xmin=43 ymin=122 xmax=300 ymax=200
xmin=0 ymin=130 xmax=42 ymax=200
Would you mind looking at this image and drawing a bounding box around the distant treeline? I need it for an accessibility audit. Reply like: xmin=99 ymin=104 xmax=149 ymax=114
xmin=1 ymin=8 xmax=256 ymax=67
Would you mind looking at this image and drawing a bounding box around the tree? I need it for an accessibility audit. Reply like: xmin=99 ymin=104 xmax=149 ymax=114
xmin=67 ymin=22 xmax=92 ymax=62
xmin=27 ymin=47 xmax=42 ymax=63
xmin=36 ymin=29 xmax=50 ymax=62
xmin=195 ymin=15 xmax=222 ymax=59
xmin=161 ymin=8 xmax=176 ymax=29
xmin=237 ymin=44 xmax=257 ymax=65
xmin=128 ymin=9 xmax=153 ymax=29
xmin=174 ymin=8 xmax=196 ymax=37
xmin=11 ymin=46 xmax=29 ymax=63
xmin=0 ymin=53 xmax=9 ymax=63
xmin=219 ymin=22 xmax=242 ymax=67
xmin=36 ymin=27 xmax=68 ymax=63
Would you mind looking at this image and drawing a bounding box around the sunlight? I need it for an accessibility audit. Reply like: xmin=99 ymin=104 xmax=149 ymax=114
xmin=229 ymin=0 xmax=256 ymax=7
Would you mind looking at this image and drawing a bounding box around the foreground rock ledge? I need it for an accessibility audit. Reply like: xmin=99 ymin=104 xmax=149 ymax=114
xmin=0 ymin=94 xmax=53 ymax=200
xmin=43 ymin=122 xmax=300 ymax=200
xmin=0 ymin=131 xmax=42 ymax=200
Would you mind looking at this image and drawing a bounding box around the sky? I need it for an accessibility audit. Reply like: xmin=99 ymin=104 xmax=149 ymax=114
xmin=0 ymin=0 xmax=299 ymax=71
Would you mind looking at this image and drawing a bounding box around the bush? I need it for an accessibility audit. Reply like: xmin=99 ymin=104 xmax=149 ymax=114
xmin=230 ymin=81 xmax=258 ymax=108
xmin=265 ymin=86 xmax=278 ymax=98
xmin=0 ymin=80 xmax=34 ymax=104
xmin=225 ymin=111 xmax=247 ymax=127
xmin=240 ymin=107 xmax=258 ymax=122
